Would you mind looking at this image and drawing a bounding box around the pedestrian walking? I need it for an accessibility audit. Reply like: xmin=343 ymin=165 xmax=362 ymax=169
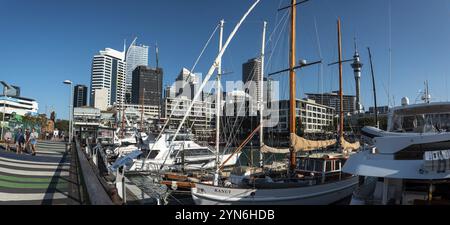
xmin=14 ymin=128 xmax=25 ymax=155
xmin=30 ymin=128 xmax=38 ymax=156
xmin=3 ymin=129 xmax=12 ymax=151
xmin=25 ymin=128 xmax=30 ymax=153
xmin=45 ymin=131 xmax=49 ymax=140
xmin=53 ymin=129 xmax=59 ymax=140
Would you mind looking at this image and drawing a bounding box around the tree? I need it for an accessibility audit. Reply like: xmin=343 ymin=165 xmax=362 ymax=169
xmin=54 ymin=120 xmax=69 ymax=132
xmin=55 ymin=120 xmax=68 ymax=132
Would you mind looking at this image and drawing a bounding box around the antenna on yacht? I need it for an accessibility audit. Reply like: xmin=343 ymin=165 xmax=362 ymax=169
xmin=422 ymin=80 xmax=431 ymax=104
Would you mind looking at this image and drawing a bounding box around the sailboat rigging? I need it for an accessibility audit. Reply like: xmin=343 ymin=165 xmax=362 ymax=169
xmin=192 ymin=0 xmax=360 ymax=205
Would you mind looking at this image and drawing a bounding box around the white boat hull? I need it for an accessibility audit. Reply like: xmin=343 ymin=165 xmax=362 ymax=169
xmin=128 ymin=153 xmax=240 ymax=172
xmin=192 ymin=176 xmax=359 ymax=205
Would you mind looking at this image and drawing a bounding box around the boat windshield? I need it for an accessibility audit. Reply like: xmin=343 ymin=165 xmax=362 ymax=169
xmin=391 ymin=112 xmax=450 ymax=133
xmin=166 ymin=134 xmax=194 ymax=142
xmin=182 ymin=148 xmax=213 ymax=157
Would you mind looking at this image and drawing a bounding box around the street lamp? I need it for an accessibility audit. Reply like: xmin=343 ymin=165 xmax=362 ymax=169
xmin=63 ymin=80 xmax=73 ymax=143
xmin=1 ymin=86 xmax=7 ymax=141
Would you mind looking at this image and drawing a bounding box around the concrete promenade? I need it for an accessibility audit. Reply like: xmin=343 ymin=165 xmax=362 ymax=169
xmin=0 ymin=140 xmax=79 ymax=205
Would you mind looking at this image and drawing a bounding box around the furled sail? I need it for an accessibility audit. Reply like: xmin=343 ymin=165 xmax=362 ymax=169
xmin=260 ymin=134 xmax=338 ymax=154
xmin=340 ymin=137 xmax=360 ymax=152
xmin=290 ymin=133 xmax=337 ymax=152
xmin=260 ymin=145 xmax=290 ymax=154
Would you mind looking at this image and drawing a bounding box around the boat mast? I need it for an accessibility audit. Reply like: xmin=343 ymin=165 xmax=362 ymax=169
xmin=214 ymin=19 xmax=224 ymax=186
xmin=165 ymin=0 xmax=261 ymax=167
xmin=337 ymin=19 xmax=344 ymax=141
xmin=289 ymin=0 xmax=297 ymax=173
xmin=259 ymin=21 xmax=267 ymax=168
xmin=367 ymin=47 xmax=379 ymax=128
xmin=141 ymin=88 xmax=145 ymax=131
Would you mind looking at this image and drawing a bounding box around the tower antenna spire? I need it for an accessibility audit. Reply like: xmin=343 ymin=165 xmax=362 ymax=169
xmin=156 ymin=42 xmax=159 ymax=69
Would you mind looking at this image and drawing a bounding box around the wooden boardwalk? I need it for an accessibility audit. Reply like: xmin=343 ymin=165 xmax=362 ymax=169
xmin=0 ymin=141 xmax=79 ymax=205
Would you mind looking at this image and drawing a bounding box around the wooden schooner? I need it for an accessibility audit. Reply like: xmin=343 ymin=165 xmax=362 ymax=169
xmin=191 ymin=0 xmax=360 ymax=205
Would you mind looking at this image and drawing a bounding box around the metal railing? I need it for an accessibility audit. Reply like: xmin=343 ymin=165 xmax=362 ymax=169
xmin=74 ymin=139 xmax=114 ymax=205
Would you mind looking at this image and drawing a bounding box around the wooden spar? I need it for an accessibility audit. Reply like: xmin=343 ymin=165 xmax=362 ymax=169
xmin=337 ymin=19 xmax=344 ymax=141
xmin=289 ymin=0 xmax=297 ymax=173
xmin=219 ymin=124 xmax=261 ymax=171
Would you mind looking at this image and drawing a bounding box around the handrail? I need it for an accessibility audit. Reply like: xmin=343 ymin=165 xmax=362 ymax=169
xmin=75 ymin=139 xmax=114 ymax=205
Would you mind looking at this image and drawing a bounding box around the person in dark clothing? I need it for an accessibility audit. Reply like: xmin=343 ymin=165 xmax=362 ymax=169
xmin=14 ymin=128 xmax=25 ymax=155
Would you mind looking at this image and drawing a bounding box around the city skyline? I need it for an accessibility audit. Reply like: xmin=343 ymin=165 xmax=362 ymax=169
xmin=2 ymin=0 xmax=450 ymax=119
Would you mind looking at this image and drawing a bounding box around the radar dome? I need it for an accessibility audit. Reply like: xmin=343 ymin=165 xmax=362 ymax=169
xmin=401 ymin=97 xmax=409 ymax=106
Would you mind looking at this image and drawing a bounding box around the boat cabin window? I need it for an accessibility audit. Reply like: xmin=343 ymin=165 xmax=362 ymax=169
xmin=394 ymin=141 xmax=450 ymax=160
xmin=182 ymin=148 xmax=213 ymax=157
xmin=166 ymin=135 xmax=194 ymax=142
xmin=392 ymin=111 xmax=450 ymax=133
xmin=147 ymin=150 xmax=160 ymax=159
xmin=298 ymin=158 xmax=322 ymax=172
xmin=170 ymin=150 xmax=179 ymax=158
xmin=298 ymin=158 xmax=343 ymax=173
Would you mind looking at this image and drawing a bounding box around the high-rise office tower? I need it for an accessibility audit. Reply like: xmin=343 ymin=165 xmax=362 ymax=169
xmin=131 ymin=66 xmax=163 ymax=107
xmin=175 ymin=68 xmax=201 ymax=101
xmin=73 ymin=85 xmax=88 ymax=107
xmin=90 ymin=48 xmax=126 ymax=108
xmin=242 ymin=58 xmax=265 ymax=101
xmin=126 ymin=43 xmax=149 ymax=103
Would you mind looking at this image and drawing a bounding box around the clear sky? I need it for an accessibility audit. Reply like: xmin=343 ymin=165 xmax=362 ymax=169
xmin=2 ymin=0 xmax=450 ymax=119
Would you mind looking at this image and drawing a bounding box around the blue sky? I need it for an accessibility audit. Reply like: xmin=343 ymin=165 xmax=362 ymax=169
xmin=1 ymin=0 xmax=450 ymax=119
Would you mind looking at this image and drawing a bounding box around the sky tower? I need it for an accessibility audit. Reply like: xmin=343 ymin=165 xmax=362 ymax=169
xmin=351 ymin=39 xmax=364 ymax=114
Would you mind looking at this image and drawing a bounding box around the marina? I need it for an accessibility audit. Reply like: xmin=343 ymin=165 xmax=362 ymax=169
xmin=1 ymin=0 xmax=450 ymax=208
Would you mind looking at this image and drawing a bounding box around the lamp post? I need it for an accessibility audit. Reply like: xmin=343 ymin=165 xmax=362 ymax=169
xmin=63 ymin=80 xmax=73 ymax=143
xmin=1 ymin=86 xmax=7 ymax=141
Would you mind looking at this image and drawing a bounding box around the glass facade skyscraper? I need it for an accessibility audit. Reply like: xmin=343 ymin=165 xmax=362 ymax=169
xmin=126 ymin=44 xmax=149 ymax=103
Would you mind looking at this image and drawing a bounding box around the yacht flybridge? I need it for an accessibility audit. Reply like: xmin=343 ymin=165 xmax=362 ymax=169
xmin=344 ymin=98 xmax=450 ymax=205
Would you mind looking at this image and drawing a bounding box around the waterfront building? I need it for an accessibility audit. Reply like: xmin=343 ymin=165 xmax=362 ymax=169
xmin=73 ymin=85 xmax=88 ymax=108
xmin=274 ymin=99 xmax=336 ymax=133
xmin=0 ymin=82 xmax=38 ymax=116
xmin=162 ymin=96 xmax=214 ymax=138
xmin=73 ymin=106 xmax=101 ymax=139
xmin=368 ymin=106 xmax=389 ymax=115
xmin=117 ymin=104 xmax=161 ymax=122
xmin=73 ymin=107 xmax=101 ymax=127
xmin=306 ymin=91 xmax=356 ymax=116
xmin=125 ymin=43 xmax=149 ymax=103
xmin=90 ymin=48 xmax=126 ymax=108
